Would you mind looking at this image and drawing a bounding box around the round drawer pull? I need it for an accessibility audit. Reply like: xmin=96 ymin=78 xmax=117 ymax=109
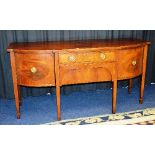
xmin=132 ymin=60 xmax=137 ymax=66
xmin=100 ymin=53 xmax=106 ymax=60
xmin=68 ymin=55 xmax=76 ymax=62
xmin=30 ymin=67 xmax=37 ymax=73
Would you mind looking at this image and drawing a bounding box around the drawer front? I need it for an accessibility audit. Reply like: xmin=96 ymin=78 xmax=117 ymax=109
xmin=117 ymin=47 xmax=143 ymax=79
xmin=59 ymin=50 xmax=115 ymax=64
xmin=59 ymin=63 xmax=116 ymax=85
xmin=15 ymin=53 xmax=55 ymax=86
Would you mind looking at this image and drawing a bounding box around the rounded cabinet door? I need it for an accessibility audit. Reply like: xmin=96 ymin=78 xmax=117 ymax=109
xmin=117 ymin=47 xmax=143 ymax=80
xmin=15 ymin=52 xmax=55 ymax=87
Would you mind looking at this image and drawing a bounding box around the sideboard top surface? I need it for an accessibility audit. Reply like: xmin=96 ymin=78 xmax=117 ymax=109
xmin=7 ymin=39 xmax=150 ymax=52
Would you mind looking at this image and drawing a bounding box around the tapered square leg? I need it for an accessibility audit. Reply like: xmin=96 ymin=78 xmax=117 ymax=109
xmin=112 ymin=80 xmax=117 ymax=114
xmin=10 ymin=52 xmax=20 ymax=119
xmin=139 ymin=45 xmax=148 ymax=104
xmin=55 ymin=53 xmax=61 ymax=121
xmin=18 ymin=85 xmax=22 ymax=106
xmin=15 ymin=85 xmax=21 ymax=119
xmin=13 ymin=85 xmax=20 ymax=119
xmin=128 ymin=79 xmax=132 ymax=94
xmin=56 ymin=85 xmax=61 ymax=121
xmin=139 ymin=76 xmax=144 ymax=104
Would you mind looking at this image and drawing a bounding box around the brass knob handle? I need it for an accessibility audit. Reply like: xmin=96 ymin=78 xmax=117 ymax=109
xmin=100 ymin=53 xmax=106 ymax=60
xmin=30 ymin=67 xmax=37 ymax=73
xmin=132 ymin=60 xmax=137 ymax=66
xmin=68 ymin=55 xmax=76 ymax=62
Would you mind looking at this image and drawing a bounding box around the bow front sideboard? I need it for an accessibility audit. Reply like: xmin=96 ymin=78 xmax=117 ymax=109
xmin=7 ymin=39 xmax=150 ymax=120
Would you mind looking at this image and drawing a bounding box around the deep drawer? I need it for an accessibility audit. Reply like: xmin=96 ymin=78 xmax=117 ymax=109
xmin=59 ymin=63 xmax=117 ymax=85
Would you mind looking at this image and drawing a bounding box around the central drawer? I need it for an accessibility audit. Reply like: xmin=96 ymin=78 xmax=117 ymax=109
xmin=58 ymin=50 xmax=116 ymax=85
xmin=15 ymin=53 xmax=55 ymax=87
xmin=59 ymin=50 xmax=115 ymax=64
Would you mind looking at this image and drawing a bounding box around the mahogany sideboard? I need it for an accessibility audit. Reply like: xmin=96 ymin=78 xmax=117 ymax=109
xmin=7 ymin=39 xmax=150 ymax=120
